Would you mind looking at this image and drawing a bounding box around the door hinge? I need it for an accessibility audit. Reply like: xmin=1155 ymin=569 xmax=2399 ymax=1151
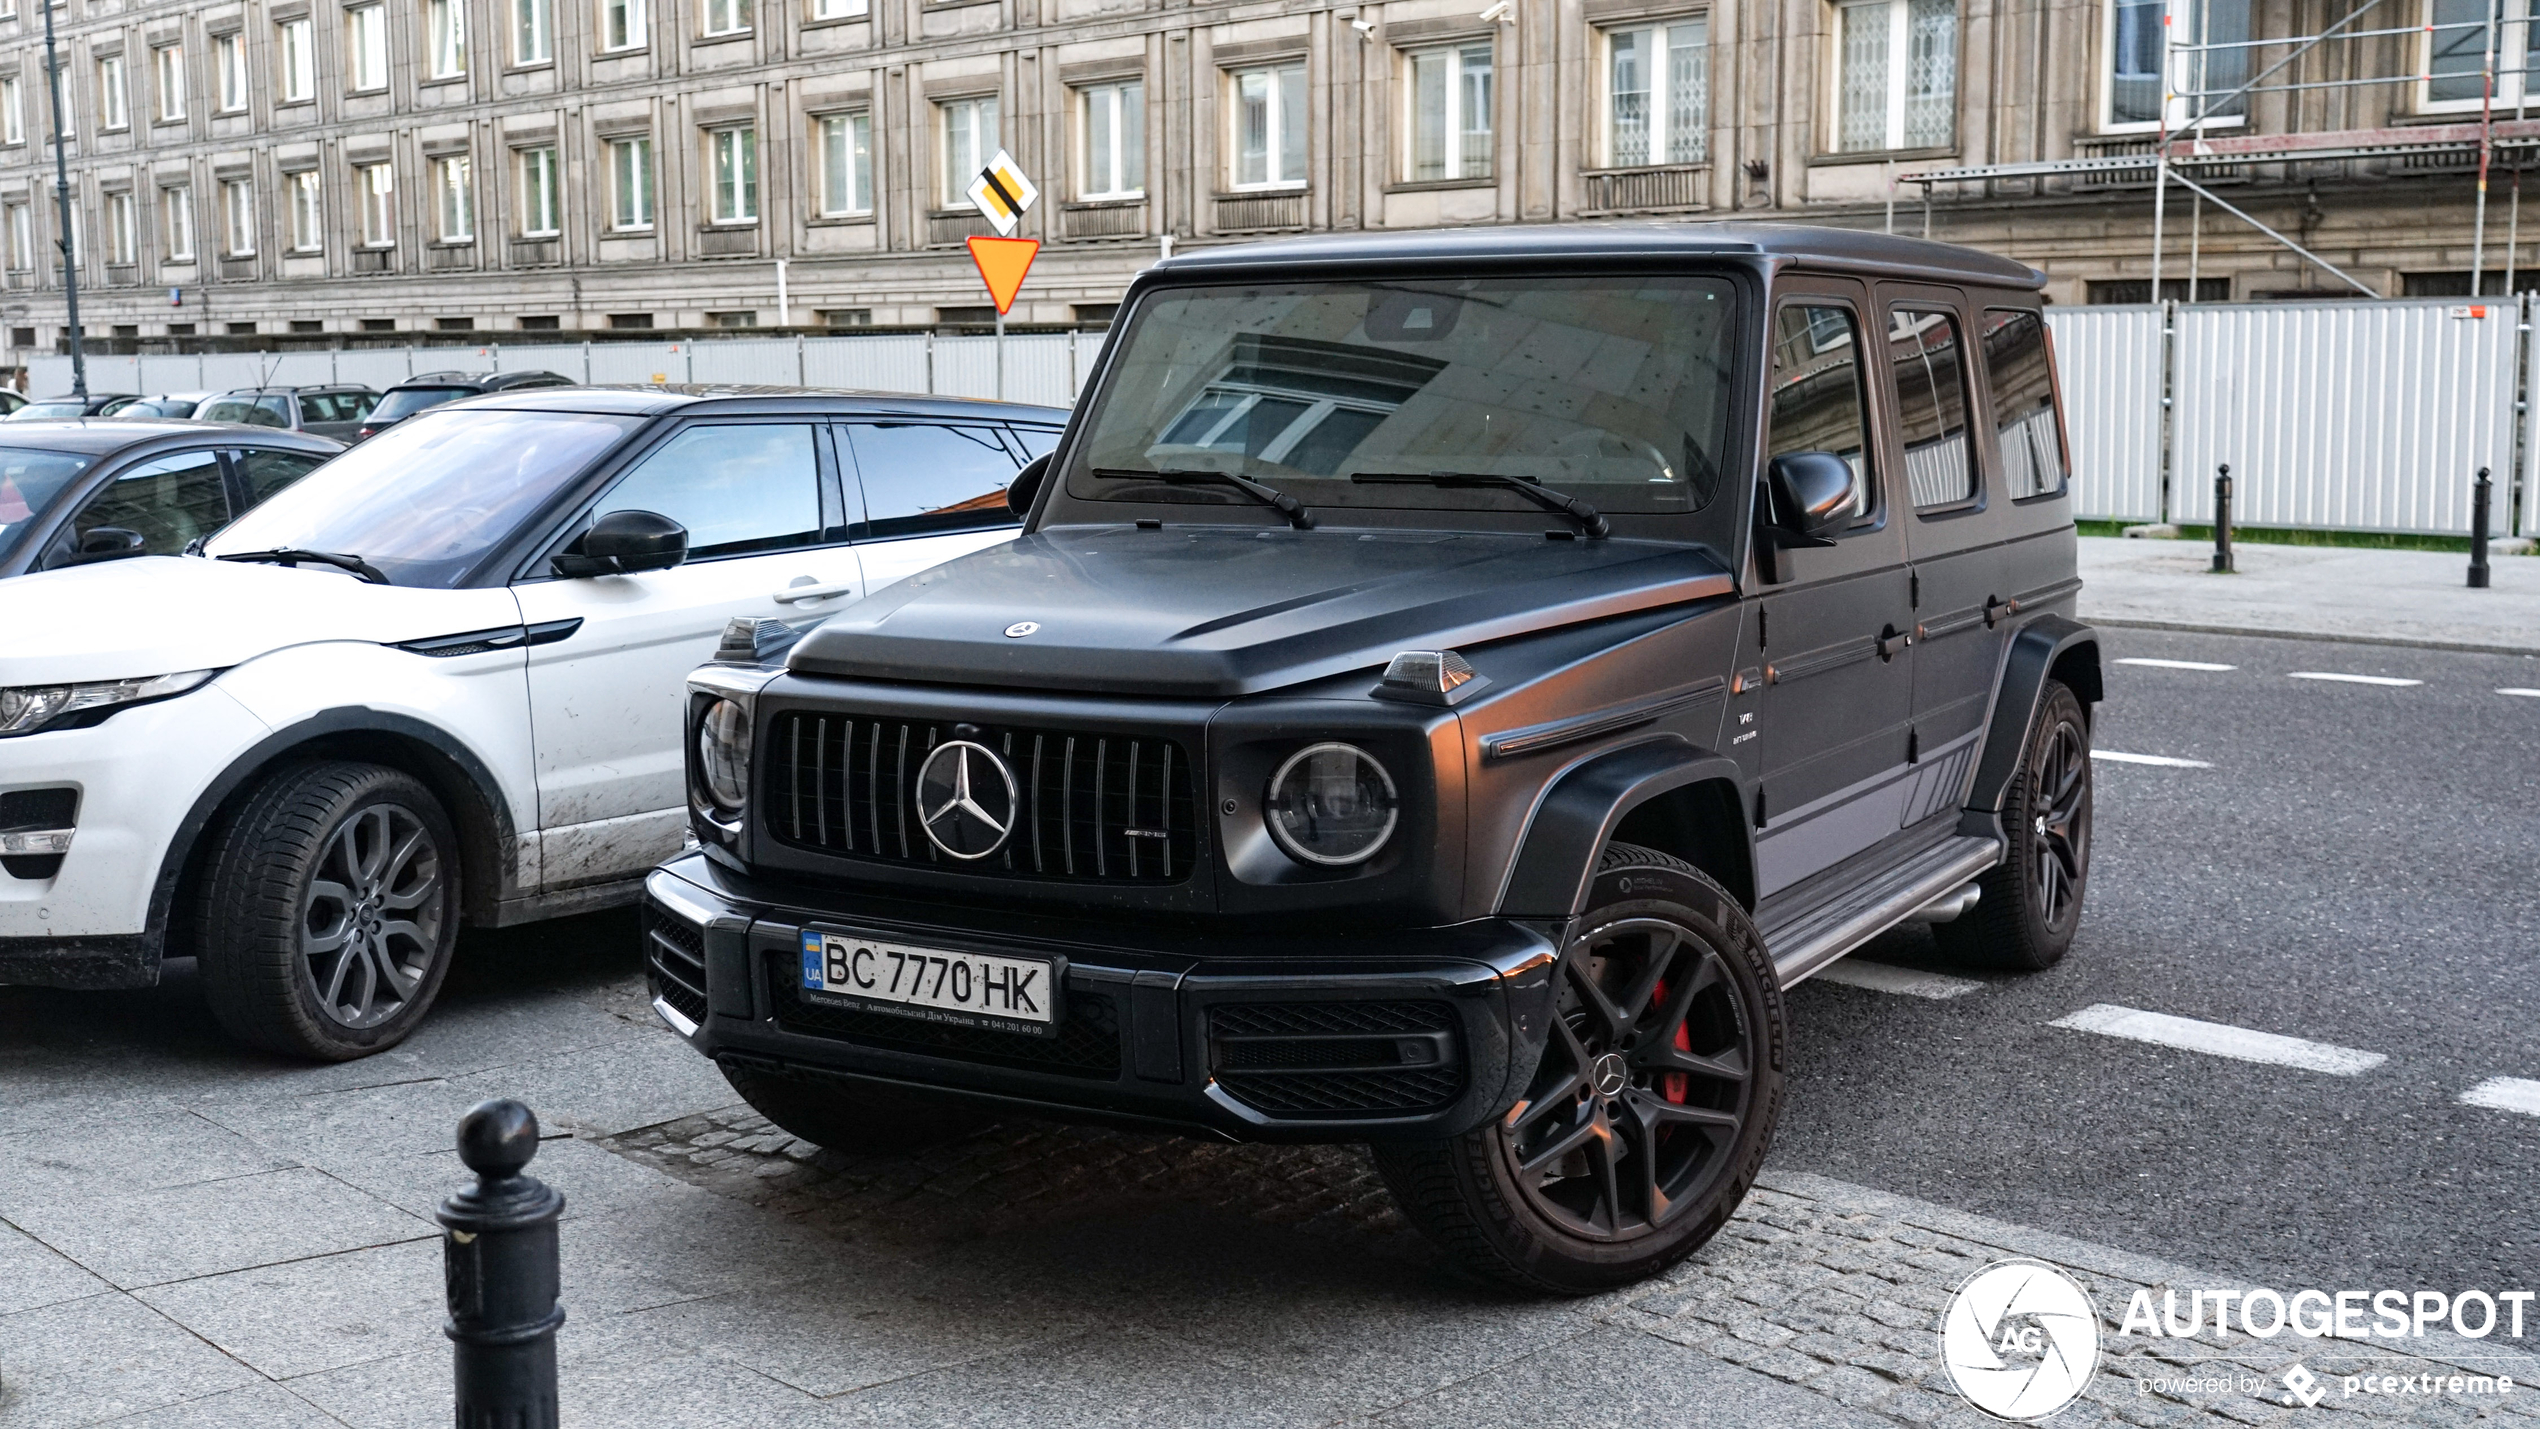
xmin=1757 ymin=608 xmax=1768 ymax=648
xmin=1907 ymin=727 xmax=1920 ymax=764
xmin=1911 ymin=572 xmax=1920 ymax=608
xmin=1753 ymin=788 xmax=1768 ymax=829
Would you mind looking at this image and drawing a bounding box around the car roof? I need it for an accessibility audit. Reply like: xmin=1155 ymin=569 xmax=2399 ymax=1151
xmin=453 ymin=384 xmax=1072 ymax=423
xmin=395 ymin=371 xmax=497 ymax=385
xmin=0 ymin=419 xmax=343 ymax=454
xmin=1151 ymin=222 xmax=2047 ymax=289
xmin=208 ymin=385 xmax=372 ymax=396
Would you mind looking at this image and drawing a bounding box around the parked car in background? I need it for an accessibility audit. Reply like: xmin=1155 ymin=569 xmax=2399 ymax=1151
xmin=115 ymin=393 xmax=218 ymax=420
xmin=196 ymin=386 xmax=380 ymax=441
xmin=0 ymin=387 xmax=1063 ymax=1062
xmin=0 ymin=391 xmax=26 ymax=416
xmin=8 ymin=394 xmax=143 ymax=420
xmin=0 ymin=422 xmax=341 ymax=578
xmin=355 ymin=371 xmax=575 ymax=441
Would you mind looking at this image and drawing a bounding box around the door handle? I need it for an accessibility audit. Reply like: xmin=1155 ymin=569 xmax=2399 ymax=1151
xmin=1877 ymin=625 xmax=1910 ymax=661
xmin=773 ymin=581 xmax=857 ymax=604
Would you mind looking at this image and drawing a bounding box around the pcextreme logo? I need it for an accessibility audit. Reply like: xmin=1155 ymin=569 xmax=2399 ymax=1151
xmin=1940 ymin=1260 xmax=2103 ymax=1421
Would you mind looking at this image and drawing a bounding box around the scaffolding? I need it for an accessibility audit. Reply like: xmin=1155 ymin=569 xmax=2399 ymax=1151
xmin=1897 ymin=0 xmax=2534 ymax=299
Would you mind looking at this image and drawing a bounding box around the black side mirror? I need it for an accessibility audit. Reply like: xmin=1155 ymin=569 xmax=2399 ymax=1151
xmin=55 ymin=526 xmax=147 ymax=568
xmin=1006 ymin=453 xmax=1052 ymax=519
xmin=1766 ymin=452 xmax=1858 ymax=543
xmin=553 ymin=509 xmax=688 ymax=577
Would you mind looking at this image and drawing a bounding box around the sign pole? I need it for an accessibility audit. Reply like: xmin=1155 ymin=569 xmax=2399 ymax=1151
xmin=995 ymin=307 xmax=1005 ymax=401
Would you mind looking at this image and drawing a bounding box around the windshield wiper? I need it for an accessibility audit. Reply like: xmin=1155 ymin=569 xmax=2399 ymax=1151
xmin=1091 ymin=466 xmax=1316 ymax=531
xmin=215 ymin=548 xmax=393 ymax=585
xmin=1351 ymin=471 xmax=1610 ymax=539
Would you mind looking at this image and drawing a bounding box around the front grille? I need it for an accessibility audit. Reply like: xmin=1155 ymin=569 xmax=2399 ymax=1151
xmin=1208 ymin=1000 xmax=1466 ymax=1117
xmin=764 ymin=711 xmax=1201 ymax=885
xmin=643 ymin=901 xmax=709 ymax=1026
xmin=767 ymin=955 xmax=1122 ymax=1079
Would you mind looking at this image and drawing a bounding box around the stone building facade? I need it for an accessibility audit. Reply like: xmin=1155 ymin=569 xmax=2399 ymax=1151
xmin=0 ymin=0 xmax=2521 ymax=353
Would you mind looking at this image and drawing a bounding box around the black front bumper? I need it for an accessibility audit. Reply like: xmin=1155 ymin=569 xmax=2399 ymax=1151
xmin=643 ymin=852 xmax=1561 ymax=1143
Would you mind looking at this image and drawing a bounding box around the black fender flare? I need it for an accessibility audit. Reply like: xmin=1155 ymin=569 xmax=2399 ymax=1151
xmin=143 ymin=707 xmax=524 ymax=967
xmin=1496 ymin=736 xmax=1749 ymax=920
xmin=1964 ymin=613 xmax=2102 ymax=821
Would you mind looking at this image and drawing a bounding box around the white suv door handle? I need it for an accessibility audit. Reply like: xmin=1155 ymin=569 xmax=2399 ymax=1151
xmin=773 ymin=580 xmax=857 ymax=604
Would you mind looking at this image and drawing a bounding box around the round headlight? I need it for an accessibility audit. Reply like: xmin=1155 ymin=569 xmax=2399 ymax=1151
xmin=1264 ymin=742 xmax=1399 ymax=866
xmin=697 ymin=699 xmax=751 ymax=812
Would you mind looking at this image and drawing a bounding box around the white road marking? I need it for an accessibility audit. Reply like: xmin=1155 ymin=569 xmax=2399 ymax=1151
xmin=2091 ymin=751 xmax=2214 ymax=768
xmin=1814 ymin=960 xmax=1987 ymax=1000
xmin=2498 ymin=689 xmax=2540 ymax=698
xmin=2287 ymin=672 xmax=2423 ymax=687
xmin=2117 ymin=658 xmax=2238 ymax=672
xmin=2459 ymin=1077 xmax=2540 ymax=1118
xmin=2049 ymin=1004 xmax=2388 ymax=1076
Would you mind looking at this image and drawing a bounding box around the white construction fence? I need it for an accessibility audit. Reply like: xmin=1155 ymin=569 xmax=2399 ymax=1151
xmin=26 ymin=298 xmax=2533 ymax=538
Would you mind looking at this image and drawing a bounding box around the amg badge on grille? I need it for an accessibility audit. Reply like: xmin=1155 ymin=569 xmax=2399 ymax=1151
xmin=914 ymin=740 xmax=1021 ymax=859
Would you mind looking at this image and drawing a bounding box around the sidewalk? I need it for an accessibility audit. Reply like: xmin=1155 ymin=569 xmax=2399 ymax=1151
xmin=2077 ymin=535 xmax=2540 ymax=656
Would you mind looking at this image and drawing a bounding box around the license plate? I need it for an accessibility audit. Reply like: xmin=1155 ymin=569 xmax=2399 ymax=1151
xmin=798 ymin=931 xmax=1058 ymax=1031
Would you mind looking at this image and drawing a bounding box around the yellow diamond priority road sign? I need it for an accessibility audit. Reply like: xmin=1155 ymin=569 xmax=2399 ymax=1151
xmin=964 ymin=150 xmax=1039 ymax=237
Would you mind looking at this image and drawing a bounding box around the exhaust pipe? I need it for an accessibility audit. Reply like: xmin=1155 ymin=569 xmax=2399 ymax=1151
xmin=1905 ymin=881 xmax=1981 ymax=924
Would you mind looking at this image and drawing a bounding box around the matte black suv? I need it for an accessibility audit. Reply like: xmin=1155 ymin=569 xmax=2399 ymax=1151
xmin=644 ymin=225 xmax=2102 ymax=1292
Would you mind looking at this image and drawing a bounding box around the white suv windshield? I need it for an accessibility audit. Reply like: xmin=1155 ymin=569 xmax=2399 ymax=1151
xmin=207 ymin=407 xmax=640 ymax=587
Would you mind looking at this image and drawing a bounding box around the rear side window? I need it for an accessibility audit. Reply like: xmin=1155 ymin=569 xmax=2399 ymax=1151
xmin=303 ymin=392 xmax=376 ymax=423
xmin=236 ymin=448 xmax=329 ymax=506
xmin=1983 ymin=310 xmax=2068 ymax=499
xmin=1887 ymin=308 xmax=1978 ymax=511
xmin=201 ymin=397 xmax=291 ymax=428
xmin=59 ymin=449 xmax=231 ymax=560
xmin=1766 ymin=304 xmax=1874 ymax=522
xmin=840 ymin=423 xmax=1021 ymax=539
xmin=595 ymin=423 xmax=823 ymax=560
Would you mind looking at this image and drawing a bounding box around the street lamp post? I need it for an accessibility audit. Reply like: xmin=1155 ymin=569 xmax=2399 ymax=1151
xmin=40 ymin=0 xmax=87 ymax=400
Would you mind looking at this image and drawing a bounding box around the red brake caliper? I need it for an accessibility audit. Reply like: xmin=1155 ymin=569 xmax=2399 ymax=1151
xmin=1650 ymin=978 xmax=1690 ymax=1105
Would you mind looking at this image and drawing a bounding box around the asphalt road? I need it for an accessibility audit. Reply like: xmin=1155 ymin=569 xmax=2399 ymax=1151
xmin=1776 ymin=627 xmax=2540 ymax=1296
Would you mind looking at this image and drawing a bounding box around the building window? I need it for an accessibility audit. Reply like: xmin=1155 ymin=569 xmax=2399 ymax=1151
xmin=609 ymin=312 xmax=653 ymax=328
xmin=215 ymin=33 xmax=248 ymax=111
xmin=97 ymin=55 xmax=127 ymax=131
xmin=1078 ymin=80 xmax=1144 ymax=200
xmin=1405 ymin=43 xmax=1492 ymax=181
xmin=707 ymin=310 xmax=757 ymax=328
xmin=153 ymin=44 xmax=185 ymax=121
xmin=609 ymin=136 xmax=654 ymax=228
xmin=818 ymin=112 xmax=872 ymax=216
xmin=288 ymin=170 xmax=322 ymax=251
xmin=428 ymin=0 xmax=469 ymax=78
xmin=709 ymin=126 xmax=757 ymax=223
xmin=938 ymin=95 xmax=997 ymax=203
xmin=1834 ymin=0 xmax=1956 ymax=152
xmin=349 ymin=6 xmax=388 ymax=91
xmin=1228 ymin=64 xmax=1305 ymax=189
xmin=105 ymin=191 xmax=135 ymax=264
xmin=432 ymin=154 xmax=473 ymax=240
xmin=702 ymin=0 xmax=752 ymax=35
xmin=279 ymin=19 xmax=315 ymax=103
xmin=812 ymin=0 xmax=867 ymax=16
xmin=2425 ymin=0 xmax=2526 ymax=111
xmin=358 ymin=163 xmax=393 ymax=245
xmin=222 ymin=178 xmax=255 ymax=256
xmin=2106 ymin=0 xmax=2248 ymax=128
xmin=513 ymin=0 xmax=551 ymax=64
xmin=518 ymin=146 xmax=559 ymax=234
xmin=162 ymin=184 xmax=195 ymax=260
xmin=4 ymin=204 xmax=29 ymax=270
xmin=602 ymin=0 xmax=647 ymax=49
xmin=3 ymin=77 xmax=22 ymax=145
xmin=822 ymin=307 xmax=872 ymax=326
xmin=1604 ymin=20 xmax=1708 ymax=166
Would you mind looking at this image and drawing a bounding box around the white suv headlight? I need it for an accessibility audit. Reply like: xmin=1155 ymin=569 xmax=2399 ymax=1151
xmin=0 ymin=670 xmax=216 ymax=738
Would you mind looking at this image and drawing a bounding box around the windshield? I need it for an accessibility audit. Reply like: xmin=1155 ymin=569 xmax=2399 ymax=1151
xmin=11 ymin=402 xmax=91 ymax=420
xmin=370 ymin=387 xmax=473 ymax=423
xmin=1069 ymin=276 xmax=1741 ymax=522
xmin=0 ymin=447 xmax=94 ymax=565
xmin=119 ymin=398 xmax=200 ymax=418
xmin=207 ymin=407 xmax=640 ymax=586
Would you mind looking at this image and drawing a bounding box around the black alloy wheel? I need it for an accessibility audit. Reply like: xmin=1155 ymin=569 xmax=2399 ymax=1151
xmin=1936 ymin=678 xmax=2094 ymax=972
xmin=195 ymin=762 xmax=462 ymax=1060
xmin=1376 ymin=844 xmax=1783 ymax=1293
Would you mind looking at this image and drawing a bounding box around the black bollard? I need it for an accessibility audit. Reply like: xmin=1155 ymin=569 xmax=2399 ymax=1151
xmin=440 ymin=1099 xmax=565 ymax=1429
xmin=2211 ymin=464 xmax=2235 ymax=574
xmin=2470 ymin=467 xmax=2494 ymax=589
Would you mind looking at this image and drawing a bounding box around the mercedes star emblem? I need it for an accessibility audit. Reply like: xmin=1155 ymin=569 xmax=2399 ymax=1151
xmin=1004 ymin=621 xmax=1041 ymax=638
xmin=914 ymin=739 xmax=1020 ymax=859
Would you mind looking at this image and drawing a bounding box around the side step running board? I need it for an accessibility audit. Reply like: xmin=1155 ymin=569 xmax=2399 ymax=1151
xmin=1760 ymin=835 xmax=2005 ymax=989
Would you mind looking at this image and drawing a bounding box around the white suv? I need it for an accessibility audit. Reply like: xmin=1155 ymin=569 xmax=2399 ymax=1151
xmin=0 ymin=387 xmax=1062 ymax=1059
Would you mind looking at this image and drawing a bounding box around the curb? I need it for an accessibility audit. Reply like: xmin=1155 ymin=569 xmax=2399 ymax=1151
xmin=2084 ymin=616 xmax=2540 ymax=660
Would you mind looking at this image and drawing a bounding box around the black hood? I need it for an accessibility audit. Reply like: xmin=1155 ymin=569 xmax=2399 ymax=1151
xmin=786 ymin=526 xmax=1735 ymax=698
